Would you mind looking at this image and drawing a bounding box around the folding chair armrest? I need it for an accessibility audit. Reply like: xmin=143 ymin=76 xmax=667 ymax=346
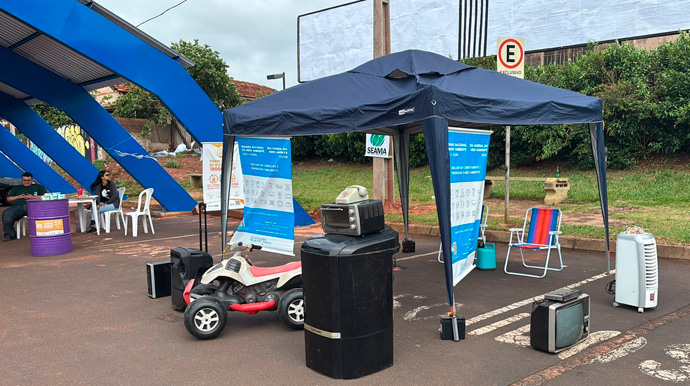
xmin=549 ymin=231 xmax=562 ymax=235
xmin=508 ymin=228 xmax=523 ymax=244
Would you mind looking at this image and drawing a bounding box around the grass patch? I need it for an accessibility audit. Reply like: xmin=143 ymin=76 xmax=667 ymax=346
xmin=164 ymin=160 xmax=181 ymax=168
xmin=294 ymin=161 xmax=690 ymax=244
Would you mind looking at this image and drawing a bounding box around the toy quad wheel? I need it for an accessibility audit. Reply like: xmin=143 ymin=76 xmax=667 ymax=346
xmin=184 ymin=297 xmax=227 ymax=339
xmin=278 ymin=288 xmax=305 ymax=330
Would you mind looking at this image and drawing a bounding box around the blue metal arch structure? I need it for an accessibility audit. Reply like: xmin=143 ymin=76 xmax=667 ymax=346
xmin=0 ymin=92 xmax=100 ymax=193
xmin=0 ymin=150 xmax=24 ymax=178
xmin=0 ymin=126 xmax=74 ymax=192
xmin=0 ymin=46 xmax=197 ymax=211
xmin=0 ymin=0 xmax=222 ymax=143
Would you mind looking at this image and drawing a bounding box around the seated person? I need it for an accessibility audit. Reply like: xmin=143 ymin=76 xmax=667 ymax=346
xmin=2 ymin=172 xmax=48 ymax=241
xmin=87 ymin=170 xmax=120 ymax=233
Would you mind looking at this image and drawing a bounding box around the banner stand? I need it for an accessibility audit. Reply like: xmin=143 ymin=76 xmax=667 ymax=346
xmin=452 ymin=316 xmax=460 ymax=342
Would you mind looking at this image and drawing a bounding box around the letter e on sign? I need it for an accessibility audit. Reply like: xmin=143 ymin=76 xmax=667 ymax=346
xmin=497 ymin=37 xmax=525 ymax=79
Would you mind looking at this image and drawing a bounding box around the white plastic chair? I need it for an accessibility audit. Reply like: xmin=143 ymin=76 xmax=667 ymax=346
xmin=124 ymin=188 xmax=154 ymax=237
xmin=100 ymin=187 xmax=126 ymax=233
xmin=438 ymin=204 xmax=489 ymax=263
xmin=16 ymin=216 xmax=28 ymax=239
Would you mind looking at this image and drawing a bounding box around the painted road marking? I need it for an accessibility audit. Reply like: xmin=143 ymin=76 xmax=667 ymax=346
xmin=397 ymin=251 xmax=440 ymax=261
xmin=466 ymin=271 xmax=615 ymax=326
xmin=590 ymin=337 xmax=647 ymax=364
xmin=403 ymin=302 xmax=463 ymax=321
xmin=639 ymin=344 xmax=690 ymax=383
xmin=558 ymin=331 xmax=621 ymax=360
xmin=495 ymin=324 xmax=531 ymax=346
xmin=393 ymin=294 xmax=427 ymax=309
xmin=469 ymin=313 xmax=530 ymax=336
xmin=493 ymin=324 xmax=622 ymax=361
xmin=511 ymin=304 xmax=690 ymax=386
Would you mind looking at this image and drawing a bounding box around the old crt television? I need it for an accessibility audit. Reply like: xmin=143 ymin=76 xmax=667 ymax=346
xmin=530 ymin=293 xmax=590 ymax=353
xmin=320 ymin=186 xmax=385 ymax=236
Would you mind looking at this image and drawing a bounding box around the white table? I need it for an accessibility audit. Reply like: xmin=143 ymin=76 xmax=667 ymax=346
xmin=69 ymin=196 xmax=100 ymax=236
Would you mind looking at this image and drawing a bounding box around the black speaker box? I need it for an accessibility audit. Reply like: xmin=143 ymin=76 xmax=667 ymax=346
xmin=147 ymin=261 xmax=171 ymax=298
xmin=170 ymin=247 xmax=213 ymax=311
xmin=301 ymin=227 xmax=399 ymax=379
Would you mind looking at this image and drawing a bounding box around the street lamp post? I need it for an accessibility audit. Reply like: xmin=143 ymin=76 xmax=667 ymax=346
xmin=266 ymin=72 xmax=285 ymax=90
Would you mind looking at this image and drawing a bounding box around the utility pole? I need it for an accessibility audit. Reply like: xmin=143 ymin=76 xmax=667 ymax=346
xmin=372 ymin=0 xmax=394 ymax=203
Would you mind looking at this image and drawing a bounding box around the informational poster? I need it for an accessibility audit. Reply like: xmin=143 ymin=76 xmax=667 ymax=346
xmin=229 ymin=137 xmax=295 ymax=256
xmin=449 ymin=127 xmax=491 ymax=285
xmin=202 ymin=143 xmax=243 ymax=211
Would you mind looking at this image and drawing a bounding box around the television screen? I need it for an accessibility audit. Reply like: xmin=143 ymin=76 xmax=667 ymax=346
xmin=555 ymin=302 xmax=584 ymax=348
xmin=530 ymin=293 xmax=590 ymax=353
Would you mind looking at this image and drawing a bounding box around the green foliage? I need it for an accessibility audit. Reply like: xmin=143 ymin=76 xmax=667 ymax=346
xmin=313 ymin=132 xmax=368 ymax=163
xmin=93 ymin=159 xmax=106 ymax=171
xmin=164 ymin=160 xmax=181 ymax=168
xmin=111 ymin=82 xmax=170 ymax=137
xmin=409 ymin=133 xmax=429 ymax=167
xmin=290 ymin=35 xmax=690 ymax=169
xmin=112 ymin=39 xmax=241 ymax=135
xmin=510 ymin=35 xmax=690 ymax=169
xmin=171 ymin=39 xmax=242 ymax=110
xmin=32 ymin=103 xmax=74 ymax=128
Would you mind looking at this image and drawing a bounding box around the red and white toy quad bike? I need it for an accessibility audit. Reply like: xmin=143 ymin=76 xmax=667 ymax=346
xmin=183 ymin=242 xmax=304 ymax=339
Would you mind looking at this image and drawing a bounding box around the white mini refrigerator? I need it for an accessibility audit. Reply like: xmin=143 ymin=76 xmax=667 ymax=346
xmin=614 ymin=232 xmax=658 ymax=313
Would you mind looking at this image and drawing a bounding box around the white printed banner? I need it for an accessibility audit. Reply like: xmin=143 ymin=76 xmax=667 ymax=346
xmin=448 ymin=127 xmax=491 ymax=286
xmin=202 ymin=143 xmax=243 ymax=211
xmin=229 ymin=137 xmax=295 ymax=256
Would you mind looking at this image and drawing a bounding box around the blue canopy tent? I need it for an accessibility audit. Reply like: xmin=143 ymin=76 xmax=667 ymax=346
xmin=220 ymin=50 xmax=608 ymax=318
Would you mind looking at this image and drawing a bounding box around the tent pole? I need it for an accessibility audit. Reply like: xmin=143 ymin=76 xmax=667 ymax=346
xmin=589 ymin=122 xmax=610 ymax=274
xmin=505 ymin=125 xmax=511 ymax=223
xmin=220 ymin=134 xmax=236 ymax=257
xmin=393 ymin=130 xmax=410 ymax=241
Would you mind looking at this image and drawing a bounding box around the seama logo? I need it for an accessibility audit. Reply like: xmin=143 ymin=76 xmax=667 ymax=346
xmin=370 ymin=134 xmax=385 ymax=147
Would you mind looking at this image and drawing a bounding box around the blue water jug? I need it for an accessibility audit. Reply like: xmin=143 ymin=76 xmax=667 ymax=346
xmin=476 ymin=243 xmax=497 ymax=270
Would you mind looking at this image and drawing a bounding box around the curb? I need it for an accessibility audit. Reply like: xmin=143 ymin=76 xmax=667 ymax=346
xmin=388 ymin=223 xmax=690 ymax=261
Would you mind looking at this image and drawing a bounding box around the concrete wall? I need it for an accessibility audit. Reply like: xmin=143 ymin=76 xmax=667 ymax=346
xmin=114 ymin=117 xmax=192 ymax=152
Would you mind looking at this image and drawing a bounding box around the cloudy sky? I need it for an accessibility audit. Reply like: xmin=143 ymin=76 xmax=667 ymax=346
xmin=96 ymin=0 xmax=346 ymax=89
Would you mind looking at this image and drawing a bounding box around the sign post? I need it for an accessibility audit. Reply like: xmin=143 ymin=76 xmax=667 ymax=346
xmin=496 ymin=37 xmax=525 ymax=224
xmin=372 ymin=0 xmax=394 ymax=204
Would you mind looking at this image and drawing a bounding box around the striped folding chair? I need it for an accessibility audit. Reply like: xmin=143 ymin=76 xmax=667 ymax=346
xmin=504 ymin=207 xmax=564 ymax=278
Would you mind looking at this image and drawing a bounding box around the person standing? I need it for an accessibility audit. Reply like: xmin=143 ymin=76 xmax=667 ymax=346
xmin=87 ymin=170 xmax=120 ymax=233
xmin=2 ymin=172 xmax=48 ymax=241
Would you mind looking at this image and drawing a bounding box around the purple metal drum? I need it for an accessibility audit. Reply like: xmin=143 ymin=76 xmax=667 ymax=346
xmin=27 ymin=199 xmax=72 ymax=256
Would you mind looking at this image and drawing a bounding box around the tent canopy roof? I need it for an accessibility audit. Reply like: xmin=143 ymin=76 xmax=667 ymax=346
xmin=223 ymin=50 xmax=603 ymax=137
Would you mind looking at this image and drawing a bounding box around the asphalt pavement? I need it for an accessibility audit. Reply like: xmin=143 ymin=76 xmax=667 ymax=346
xmin=1 ymin=213 xmax=689 ymax=385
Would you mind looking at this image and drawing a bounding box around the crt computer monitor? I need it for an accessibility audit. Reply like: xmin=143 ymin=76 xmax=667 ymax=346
xmin=530 ymin=294 xmax=590 ymax=353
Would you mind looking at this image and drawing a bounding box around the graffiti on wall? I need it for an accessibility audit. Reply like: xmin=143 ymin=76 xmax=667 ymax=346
xmin=28 ymin=141 xmax=53 ymax=164
xmin=56 ymin=124 xmax=96 ymax=162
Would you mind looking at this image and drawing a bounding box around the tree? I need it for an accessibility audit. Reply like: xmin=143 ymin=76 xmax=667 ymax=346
xmin=112 ymin=39 xmax=241 ymax=134
xmin=171 ymin=39 xmax=242 ymax=110
xmin=32 ymin=103 xmax=74 ymax=128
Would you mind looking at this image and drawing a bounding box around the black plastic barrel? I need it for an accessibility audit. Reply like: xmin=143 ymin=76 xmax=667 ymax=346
xmin=301 ymin=226 xmax=399 ymax=379
xmin=170 ymin=247 xmax=213 ymax=311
